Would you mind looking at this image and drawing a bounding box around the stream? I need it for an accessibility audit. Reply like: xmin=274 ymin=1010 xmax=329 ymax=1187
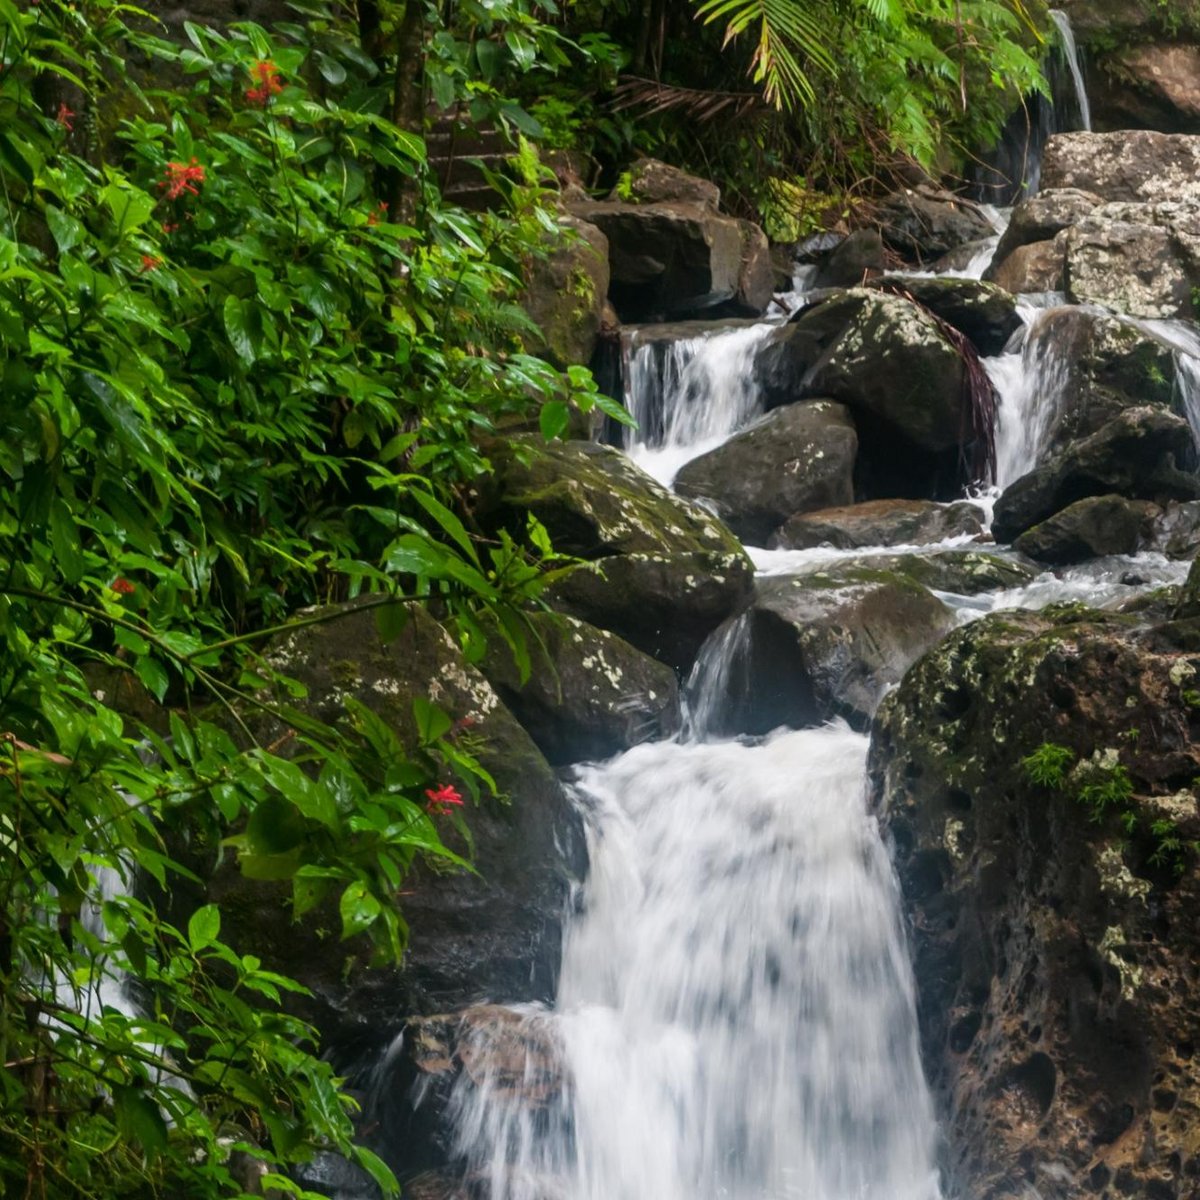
xmin=415 ymin=17 xmax=1199 ymax=1199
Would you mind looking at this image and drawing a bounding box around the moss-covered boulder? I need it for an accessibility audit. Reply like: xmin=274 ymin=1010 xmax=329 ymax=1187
xmin=1014 ymin=494 xmax=1159 ymax=565
xmin=870 ymin=605 xmax=1200 ymax=1200
xmin=210 ymin=603 xmax=586 ymax=1032
xmin=822 ymin=549 xmax=1039 ymax=596
xmin=770 ymin=498 xmax=984 ymax=551
xmin=673 ymin=401 xmax=857 ymax=544
xmin=480 ymin=437 xmax=753 ymax=671
xmin=479 ymin=612 xmax=680 ymax=765
xmin=993 ymin=407 xmax=1200 ymax=543
xmin=702 ymin=564 xmax=954 ymax=734
xmin=864 ymin=276 xmax=1023 ymax=356
xmin=520 ymin=215 xmax=609 ymax=368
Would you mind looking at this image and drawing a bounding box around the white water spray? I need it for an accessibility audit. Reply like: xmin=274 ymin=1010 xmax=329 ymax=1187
xmin=1049 ymin=10 xmax=1091 ymax=133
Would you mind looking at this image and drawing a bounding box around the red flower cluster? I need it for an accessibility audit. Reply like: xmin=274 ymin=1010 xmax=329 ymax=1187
xmin=56 ymin=103 xmax=75 ymax=132
xmin=139 ymin=254 xmax=162 ymax=273
xmin=246 ymin=60 xmax=283 ymax=107
xmin=160 ymin=159 xmax=205 ymax=201
xmin=366 ymin=201 xmax=388 ymax=227
xmin=111 ymin=577 xmax=136 ymax=595
xmin=424 ymin=783 xmax=464 ymax=815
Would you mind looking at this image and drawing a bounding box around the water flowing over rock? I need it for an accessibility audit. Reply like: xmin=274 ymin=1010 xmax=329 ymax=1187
xmin=770 ymin=498 xmax=985 ymax=551
xmin=672 ymin=401 xmax=857 ymax=544
xmin=479 ymin=436 xmax=753 ymax=671
xmin=215 ymin=604 xmax=586 ymax=1026
xmin=872 ymin=606 xmax=1200 ymax=1200
xmin=993 ymin=407 xmax=1199 ymax=543
xmin=478 ymin=613 xmax=680 ymax=765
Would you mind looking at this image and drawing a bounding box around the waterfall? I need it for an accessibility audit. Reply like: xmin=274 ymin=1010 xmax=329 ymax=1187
xmin=622 ymin=323 xmax=776 ymax=486
xmin=1125 ymin=316 xmax=1200 ymax=450
xmin=448 ymin=724 xmax=943 ymax=1200
xmin=1049 ymin=9 xmax=1091 ymax=133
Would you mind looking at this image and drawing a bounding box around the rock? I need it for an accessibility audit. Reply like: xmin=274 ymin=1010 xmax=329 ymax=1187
xmin=770 ymin=498 xmax=984 ymax=551
xmin=480 ymin=436 xmax=753 ymax=670
xmin=479 ymin=612 xmax=681 ymax=765
xmin=568 ymin=195 xmax=770 ymax=321
xmin=1013 ymin=494 xmax=1158 ymax=564
xmin=705 ymin=565 xmax=954 ymax=733
xmin=875 ymin=184 xmax=996 ymax=262
xmin=993 ymin=407 xmax=1200 ymax=544
xmin=673 ymin=401 xmax=857 ymax=544
xmin=812 ymin=229 xmax=886 ymax=288
xmin=1064 ymin=200 xmax=1200 ymax=319
xmin=1094 ymin=43 xmax=1200 ymax=135
xmin=1176 ymin=554 xmax=1200 ymax=618
xmin=521 ymin=215 xmax=610 ymax=368
xmin=799 ymin=549 xmax=1038 ymax=596
xmin=757 ymin=289 xmax=975 ymax=497
xmin=611 ymin=157 xmax=721 ymax=211
xmin=864 ymin=276 xmax=1023 ymax=356
xmin=989 ymin=187 xmax=1101 ymax=267
xmin=930 ymin=237 xmax=996 ymax=274
xmin=987 ymin=238 xmax=1066 ymax=294
xmin=211 ymin=604 xmax=587 ymax=1032
xmin=870 ymin=605 xmax=1200 ymax=1200
xmin=1040 ymin=130 xmax=1200 ymax=203
xmin=1015 ymin=308 xmax=1179 ymax=460
xmin=1150 ymin=499 xmax=1200 ymax=559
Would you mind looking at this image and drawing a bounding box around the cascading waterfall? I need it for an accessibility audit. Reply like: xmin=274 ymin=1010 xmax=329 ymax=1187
xmin=1126 ymin=316 xmax=1200 ymax=449
xmin=1049 ymin=9 xmax=1091 ymax=133
xmin=449 ymin=722 xmax=943 ymax=1200
xmin=621 ymin=323 xmax=777 ymax=486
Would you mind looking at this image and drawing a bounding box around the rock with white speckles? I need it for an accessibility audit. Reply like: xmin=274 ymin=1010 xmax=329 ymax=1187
xmin=870 ymin=604 xmax=1200 ymax=1200
xmin=481 ymin=437 xmax=754 ymax=670
xmin=479 ymin=612 xmax=680 ymax=764
xmin=213 ymin=601 xmax=585 ymax=1028
xmin=1041 ymin=130 xmax=1200 ymax=204
xmin=673 ymin=401 xmax=857 ymax=544
xmin=771 ymin=498 xmax=984 ymax=551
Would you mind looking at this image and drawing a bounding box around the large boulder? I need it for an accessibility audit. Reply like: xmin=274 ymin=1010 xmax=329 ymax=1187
xmin=825 ymin=549 xmax=1038 ymax=597
xmin=1013 ymin=494 xmax=1159 ymax=565
xmin=989 ymin=188 xmax=1101 ymax=268
xmin=611 ymin=157 xmax=721 ymax=210
xmin=521 ymin=215 xmax=609 ymax=367
xmin=673 ymin=401 xmax=857 ymax=544
xmin=988 ymin=238 xmax=1066 ymax=295
xmin=757 ymin=289 xmax=978 ymax=497
xmin=1064 ymin=200 xmax=1200 ymax=318
xmin=871 ymin=605 xmax=1200 ymax=1200
xmin=1090 ymin=43 xmax=1200 ymax=135
xmin=813 ymin=229 xmax=886 ymax=288
xmin=875 ymin=184 xmax=996 ymax=263
xmin=479 ymin=612 xmax=680 ymax=765
xmin=864 ymin=276 xmax=1023 ymax=356
xmin=771 ymin=498 xmax=984 ymax=551
xmin=993 ymin=407 xmax=1200 ymax=543
xmin=1040 ymin=130 xmax=1200 ymax=203
xmin=479 ymin=437 xmax=753 ymax=671
xmin=212 ymin=604 xmax=587 ymax=1033
xmin=703 ymin=564 xmax=954 ymax=734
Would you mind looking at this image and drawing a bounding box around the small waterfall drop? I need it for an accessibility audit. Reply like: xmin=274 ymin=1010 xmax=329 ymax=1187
xmin=622 ymin=323 xmax=776 ymax=485
xmin=449 ymin=724 xmax=943 ymax=1200
xmin=1049 ymin=10 xmax=1091 ymax=133
xmin=1126 ymin=316 xmax=1200 ymax=449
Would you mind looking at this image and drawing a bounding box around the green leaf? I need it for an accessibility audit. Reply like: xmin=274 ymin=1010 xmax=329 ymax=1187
xmin=45 ymin=206 xmax=84 ymax=253
xmin=134 ymin=655 xmax=169 ymax=702
xmin=374 ymin=601 xmax=409 ymax=645
xmin=49 ymin=498 xmax=84 ymax=583
xmin=187 ymin=903 xmax=220 ymax=951
xmin=223 ymin=294 xmax=261 ymax=365
xmin=113 ymin=1086 xmax=168 ymax=1157
xmin=354 ymin=1146 xmax=399 ymax=1197
xmin=413 ymin=695 xmax=452 ymax=744
xmin=539 ymin=400 xmax=570 ymax=441
xmin=339 ymin=880 xmax=382 ymax=938
xmin=410 ymin=488 xmax=480 ymax=566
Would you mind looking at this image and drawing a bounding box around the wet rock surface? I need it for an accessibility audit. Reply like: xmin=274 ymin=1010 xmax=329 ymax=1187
xmin=875 ymin=184 xmax=997 ymax=263
xmin=1013 ymin=495 xmax=1158 ymax=565
xmin=871 ymin=604 xmax=1200 ymax=1200
xmin=479 ymin=612 xmax=681 ymax=765
xmin=213 ymin=604 xmax=587 ymax=1030
xmin=481 ymin=436 xmax=753 ymax=671
xmin=1041 ymin=131 xmax=1200 ymax=203
xmin=770 ymin=498 xmax=985 ymax=551
xmin=863 ymin=277 xmax=1022 ymax=357
xmin=993 ymin=407 xmax=1200 ymax=543
xmin=706 ymin=565 xmax=954 ymax=733
xmin=673 ymin=401 xmax=857 ymax=544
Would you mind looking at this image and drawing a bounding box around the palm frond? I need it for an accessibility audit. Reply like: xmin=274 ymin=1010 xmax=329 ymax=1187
xmin=612 ymin=75 xmax=763 ymax=121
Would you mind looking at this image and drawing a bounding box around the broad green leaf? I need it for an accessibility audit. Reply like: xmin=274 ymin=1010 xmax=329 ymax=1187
xmin=339 ymin=880 xmax=381 ymax=938
xmin=187 ymin=903 xmax=220 ymax=951
xmin=413 ymin=695 xmax=452 ymax=744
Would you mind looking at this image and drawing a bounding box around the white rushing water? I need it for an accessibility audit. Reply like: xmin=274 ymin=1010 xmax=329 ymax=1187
xmin=622 ymin=323 xmax=777 ymax=486
xmin=451 ymin=725 xmax=942 ymax=1200
xmin=1049 ymin=9 xmax=1091 ymax=133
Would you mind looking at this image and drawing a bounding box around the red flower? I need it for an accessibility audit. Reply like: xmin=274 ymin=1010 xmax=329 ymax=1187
xmin=366 ymin=201 xmax=388 ymax=227
xmin=139 ymin=254 xmax=161 ymax=273
xmin=55 ymin=103 xmax=75 ymax=131
xmin=161 ymin=221 xmax=179 ymax=234
xmin=424 ymin=783 xmax=464 ymax=815
xmin=111 ymin=577 xmax=136 ymax=595
xmin=160 ymin=159 xmax=205 ymax=201
xmin=245 ymin=60 xmax=284 ymax=107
